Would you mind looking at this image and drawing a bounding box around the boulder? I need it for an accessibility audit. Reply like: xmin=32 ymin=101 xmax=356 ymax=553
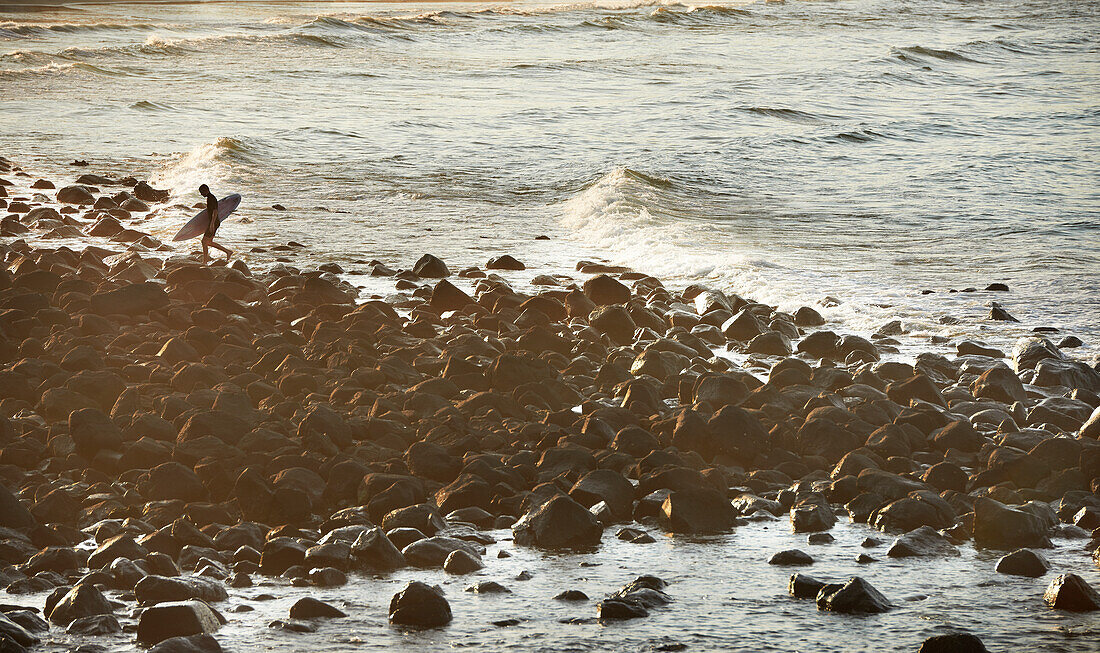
xmin=137 ymin=600 xmax=223 ymax=645
xmin=145 ymin=462 xmax=206 ymax=502
xmin=443 ymin=549 xmax=484 ymax=575
xmin=816 ymin=577 xmax=891 ymax=614
xmin=289 ymin=597 xmax=346 ymax=619
xmin=69 ymin=407 xmax=122 ymax=458
xmin=351 ymin=527 xmax=406 ymax=571
xmin=790 ymin=495 xmax=836 ymax=533
xmin=429 ymin=279 xmax=471 ymax=313
xmin=0 ymin=613 xmax=37 ymax=649
xmin=486 ymin=255 xmax=525 ymax=270
xmin=512 ymin=495 xmax=603 ymax=548
xmin=56 ymin=185 xmax=96 ymax=205
xmin=569 ymin=469 xmax=634 ymax=520
xmin=918 ymin=633 xmax=989 ymax=653
xmin=653 ymin=486 xmax=737 ymax=534
xmin=413 ymin=254 xmax=449 ymax=278
xmin=995 ymin=549 xmax=1049 ymax=577
xmin=582 ymin=274 xmax=630 ymax=306
xmin=66 ymin=614 xmax=121 ymax=635
xmin=1043 ymin=574 xmax=1100 ymax=611
xmin=788 ymin=573 xmax=828 ymax=599
xmin=48 ymin=584 xmax=113 ymax=626
xmin=134 ymin=576 xmax=229 ymax=606
xmin=388 ymin=581 xmax=452 ymax=627
xmin=973 ymin=498 xmax=1052 ymax=550
xmin=149 ymin=635 xmax=224 ymax=653
xmin=970 ymin=366 xmax=1026 ymax=404
xmin=886 ymin=526 xmax=960 ymax=558
xmin=89 ymin=281 xmax=170 ymax=316
xmin=769 ymin=549 xmax=813 ymax=565
xmin=0 ymin=484 xmax=34 ymax=530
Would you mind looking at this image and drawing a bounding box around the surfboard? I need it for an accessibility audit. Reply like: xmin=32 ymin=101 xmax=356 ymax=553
xmin=172 ymin=193 xmax=242 ymax=242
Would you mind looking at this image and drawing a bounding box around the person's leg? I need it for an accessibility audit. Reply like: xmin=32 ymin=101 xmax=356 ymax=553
xmin=201 ymin=238 xmax=210 ymax=264
xmin=209 ymin=240 xmax=234 ymax=261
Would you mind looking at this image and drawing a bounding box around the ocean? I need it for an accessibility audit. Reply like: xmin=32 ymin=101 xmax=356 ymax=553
xmin=3 ymin=2 xmax=1100 ymax=650
xmin=2 ymin=0 xmax=1098 ymax=363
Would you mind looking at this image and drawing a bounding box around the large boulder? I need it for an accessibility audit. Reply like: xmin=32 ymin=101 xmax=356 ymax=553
xmin=658 ymin=487 xmax=738 ymax=534
xmin=582 ymin=274 xmax=630 ymax=306
xmin=569 ymin=469 xmax=634 ymax=520
xmin=816 ymin=577 xmax=891 ymax=614
xmin=1043 ymin=574 xmax=1100 ymax=611
xmin=0 ymin=483 xmax=35 ymax=530
xmin=0 ymin=612 xmax=38 ymax=648
xmin=149 ymin=635 xmax=224 ymax=653
xmin=48 ymin=584 xmax=113 ymax=626
xmin=790 ymin=494 xmax=836 ymax=533
xmin=69 ymin=407 xmax=123 ymax=458
xmin=413 ymin=254 xmax=449 ymax=278
xmin=886 ymin=526 xmax=960 ymax=558
xmin=512 ymin=495 xmax=603 ymax=548
xmin=134 ymin=576 xmax=229 ymax=606
xmin=137 ymin=600 xmax=223 ymax=646
xmin=970 ymin=366 xmax=1026 ymax=404
xmin=144 ymin=462 xmax=206 ymax=502
xmin=351 ymin=527 xmax=406 ymax=571
xmin=289 ymin=597 xmax=346 ymax=619
xmin=918 ymin=633 xmax=989 ymax=653
xmin=57 ymin=185 xmax=96 ymax=205
xmin=973 ymin=498 xmax=1052 ymax=550
xmin=995 ymin=549 xmax=1049 ymax=577
xmin=389 ymin=581 xmax=451 ymax=627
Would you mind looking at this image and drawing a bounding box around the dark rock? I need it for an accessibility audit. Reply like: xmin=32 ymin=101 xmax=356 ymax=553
xmin=989 ymin=305 xmax=1019 ymax=322
xmin=289 ymin=597 xmax=346 ymax=619
xmin=486 ymin=255 xmax=525 ymax=270
xmin=918 ymin=633 xmax=989 ymax=653
xmin=0 ymin=613 xmax=37 ymax=648
xmin=1043 ymin=574 xmax=1100 ymax=611
xmin=66 ymin=614 xmax=121 ymax=635
xmin=583 ymin=274 xmax=630 ymax=306
xmin=513 ymin=495 xmax=603 ymax=548
xmin=769 ymin=549 xmax=813 ymax=565
xmin=658 ymin=487 xmax=737 ymax=534
xmin=148 ymin=634 xmax=224 ymax=653
xmin=137 ymin=600 xmax=223 ymax=646
xmin=351 ymin=527 xmax=406 ymax=571
xmin=69 ymin=407 xmax=122 ymax=458
xmin=554 ymin=590 xmax=588 ymax=601
xmin=134 ymin=576 xmax=228 ymax=606
xmin=995 ymin=549 xmax=1049 ymax=577
xmin=790 ymin=495 xmax=836 ymax=533
xmin=443 ymin=549 xmax=484 ymax=575
xmin=388 ymin=581 xmax=452 ymax=627
xmin=789 ymin=573 xmax=827 ymax=599
xmin=816 ymin=577 xmax=891 ymax=614
xmin=413 ymin=255 xmax=449 ymax=278
xmin=596 ymin=599 xmax=647 ymax=620
xmin=429 ymin=279 xmax=471 ymax=313
xmin=886 ymin=526 xmax=960 ymax=558
xmin=0 ymin=485 xmax=34 ymax=530
xmin=89 ymin=282 xmax=170 ymax=316
xmin=973 ymin=498 xmax=1052 ymax=550
xmin=48 ymin=584 xmax=113 ymax=626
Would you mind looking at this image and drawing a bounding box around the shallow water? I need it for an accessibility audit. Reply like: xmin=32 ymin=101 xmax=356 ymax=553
xmin=1 ymin=0 xmax=1098 ymax=363
xmin=19 ymin=519 xmax=1100 ymax=652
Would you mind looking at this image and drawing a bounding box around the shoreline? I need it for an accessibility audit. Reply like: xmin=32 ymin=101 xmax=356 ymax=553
xmin=2 ymin=155 xmax=1100 ymax=651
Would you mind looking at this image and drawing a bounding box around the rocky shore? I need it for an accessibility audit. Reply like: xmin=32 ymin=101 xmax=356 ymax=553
xmin=1 ymin=156 xmax=1100 ymax=652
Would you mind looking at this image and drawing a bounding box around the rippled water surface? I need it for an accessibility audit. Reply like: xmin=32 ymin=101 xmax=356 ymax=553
xmin=1 ymin=0 xmax=1098 ymax=361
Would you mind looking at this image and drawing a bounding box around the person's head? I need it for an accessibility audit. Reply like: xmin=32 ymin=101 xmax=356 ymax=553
xmin=199 ymin=184 xmax=210 ymax=197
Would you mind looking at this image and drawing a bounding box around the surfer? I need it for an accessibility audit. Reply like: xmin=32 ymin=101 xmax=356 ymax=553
xmin=198 ymin=184 xmax=233 ymax=264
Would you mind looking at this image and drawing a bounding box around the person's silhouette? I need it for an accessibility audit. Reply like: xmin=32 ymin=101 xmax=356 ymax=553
xmin=199 ymin=184 xmax=233 ymax=263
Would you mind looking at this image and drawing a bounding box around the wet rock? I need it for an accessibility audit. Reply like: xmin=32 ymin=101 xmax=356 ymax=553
xmin=995 ymin=549 xmax=1049 ymax=577
xmin=989 ymin=305 xmax=1019 ymax=322
xmin=413 ymin=254 xmax=449 ymax=278
xmin=554 ymin=590 xmax=588 ymax=601
xmin=350 ymin=527 xmax=406 ymax=571
xmin=134 ymin=576 xmax=229 ymax=606
xmin=589 ymin=305 xmax=636 ymax=344
xmin=970 ymin=366 xmax=1026 ymax=404
xmin=486 ymin=255 xmax=525 ymax=270
xmin=513 ymin=495 xmax=603 ymax=548
xmin=69 ymin=407 xmax=122 ymax=458
xmin=769 ymin=549 xmax=813 ymax=565
xmin=308 ymin=567 xmax=347 ymax=586
xmin=1043 ymin=574 xmax=1100 ymax=612
xmin=389 ymin=581 xmax=452 ymax=627
xmin=57 ymin=185 xmax=95 ymax=205
xmin=788 ymin=573 xmax=827 ymax=599
xmin=583 ymin=274 xmax=631 ymax=306
xmin=790 ymin=495 xmax=836 ymax=533
xmin=569 ymin=469 xmax=634 ymax=520
xmin=259 ymin=538 xmax=308 ymax=575
xmin=658 ymin=487 xmax=738 ymax=534
xmin=597 ymin=599 xmax=647 ymax=620
xmin=465 ymin=581 xmax=511 ymax=594
xmin=918 ymin=633 xmax=989 ymax=653
xmin=289 ymin=597 xmax=346 ymax=619
xmin=48 ymin=584 xmax=113 ymax=626
xmin=0 ymin=613 xmax=37 ymax=649
xmin=886 ymin=526 xmax=960 ymax=558
xmin=148 ymin=634 xmax=223 ymax=653
xmin=443 ymin=549 xmax=484 ymax=575
xmin=89 ymin=281 xmax=170 ymax=316
xmin=66 ymin=614 xmax=121 ymax=636
xmin=0 ymin=485 xmax=34 ymax=530
xmin=137 ymin=600 xmax=224 ymax=646
xmin=429 ymin=279 xmax=471 ymax=313
xmin=973 ymin=498 xmax=1052 ymax=550
xmin=816 ymin=577 xmax=891 ymax=614
xmin=1013 ymin=337 xmax=1063 ymax=372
